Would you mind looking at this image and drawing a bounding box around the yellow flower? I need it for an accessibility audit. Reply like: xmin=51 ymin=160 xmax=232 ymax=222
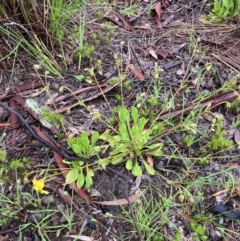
xmin=32 ymin=178 xmax=49 ymax=195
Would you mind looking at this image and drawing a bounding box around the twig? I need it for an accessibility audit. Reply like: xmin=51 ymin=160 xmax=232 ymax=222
xmin=0 ymin=101 xmax=89 ymax=162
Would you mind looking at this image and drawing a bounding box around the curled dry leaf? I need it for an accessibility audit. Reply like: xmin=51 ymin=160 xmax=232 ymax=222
xmin=147 ymin=156 xmax=154 ymax=168
xmin=126 ymin=61 xmax=145 ymax=80
xmin=114 ymin=10 xmax=132 ymax=30
xmin=153 ymin=1 xmax=162 ymax=30
xmin=65 ymin=235 xmax=97 ymax=241
xmin=95 ymin=189 xmax=146 ymax=206
xmin=149 ymin=49 xmax=158 ymax=60
xmin=211 ymin=189 xmax=229 ymax=202
xmin=234 ymin=129 xmax=240 ymax=145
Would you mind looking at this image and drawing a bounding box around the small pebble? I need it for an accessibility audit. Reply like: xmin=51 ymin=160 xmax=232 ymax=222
xmin=29 ymin=213 xmax=42 ymax=223
xmin=51 ymin=82 xmax=59 ymax=91
xmin=42 ymin=195 xmax=55 ymax=206
xmin=176 ymin=69 xmax=183 ymax=76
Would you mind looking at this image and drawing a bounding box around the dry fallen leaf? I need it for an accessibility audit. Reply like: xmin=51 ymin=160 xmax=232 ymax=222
xmin=211 ymin=189 xmax=229 ymax=197
xmin=147 ymin=156 xmax=154 ymax=168
xmin=153 ymin=1 xmax=162 ymax=30
xmin=95 ymin=189 xmax=146 ymax=206
xmin=149 ymin=49 xmax=158 ymax=60
xmin=65 ymin=235 xmax=97 ymax=241
xmin=114 ymin=10 xmax=132 ymax=30
xmin=211 ymin=189 xmax=229 ymax=203
xmin=234 ymin=129 xmax=240 ymax=144
xmin=126 ymin=61 xmax=145 ymax=80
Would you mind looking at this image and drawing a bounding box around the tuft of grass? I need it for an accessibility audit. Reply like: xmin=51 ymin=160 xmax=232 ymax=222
xmin=200 ymin=0 xmax=240 ymax=23
xmin=0 ymin=0 xmax=88 ymax=75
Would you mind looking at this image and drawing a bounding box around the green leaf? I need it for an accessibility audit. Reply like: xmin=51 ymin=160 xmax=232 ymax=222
xmin=100 ymin=131 xmax=120 ymax=146
xmin=131 ymin=106 xmax=138 ymax=124
xmin=85 ymin=172 xmax=93 ymax=188
xmin=81 ymin=132 xmax=89 ymax=146
xmin=126 ymin=159 xmax=133 ymax=170
xmin=146 ymin=143 xmax=163 ymax=156
xmin=77 ymin=172 xmax=85 ymax=188
xmin=98 ymin=158 xmax=110 ymax=166
xmin=91 ymin=132 xmax=99 ymax=145
xmin=119 ymin=107 xmax=130 ymax=124
xmin=111 ymin=155 xmax=124 ymax=164
xmin=75 ymin=75 xmax=85 ymax=81
xmin=143 ymin=160 xmax=155 ymax=175
xmin=91 ymin=146 xmax=101 ymax=155
xmin=129 ymin=125 xmax=140 ymax=139
xmin=110 ymin=145 xmax=129 ymax=155
xmin=78 ymin=161 xmax=85 ymax=166
xmin=199 ymin=16 xmax=212 ymax=24
xmin=214 ymin=0 xmax=221 ymax=12
xmin=88 ymin=168 xmax=94 ymax=177
xmin=119 ymin=123 xmax=130 ymax=141
xmin=150 ymin=148 xmax=162 ymax=156
xmin=81 ymin=131 xmax=88 ymax=139
xmin=138 ymin=117 xmax=147 ymax=130
xmin=132 ymin=162 xmax=142 ymax=177
xmin=99 ymin=130 xmax=110 ymax=141
xmin=65 ymin=168 xmax=79 ymax=184
xmin=72 ymin=144 xmax=81 ymax=154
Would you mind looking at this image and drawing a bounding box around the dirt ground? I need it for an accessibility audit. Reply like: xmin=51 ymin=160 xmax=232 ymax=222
xmin=0 ymin=0 xmax=240 ymax=240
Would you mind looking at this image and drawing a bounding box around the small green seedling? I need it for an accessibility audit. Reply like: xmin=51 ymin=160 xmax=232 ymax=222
xmin=0 ymin=149 xmax=7 ymax=162
xmin=210 ymin=0 xmax=240 ymax=21
xmin=101 ymin=106 xmax=163 ymax=176
xmin=68 ymin=131 xmax=101 ymax=158
xmin=64 ymin=160 xmax=94 ymax=189
xmin=201 ymin=0 xmax=240 ymax=22
xmin=208 ymin=118 xmax=233 ymax=151
xmin=66 ymin=131 xmax=101 ymax=188
xmin=189 ymin=221 xmax=208 ymax=241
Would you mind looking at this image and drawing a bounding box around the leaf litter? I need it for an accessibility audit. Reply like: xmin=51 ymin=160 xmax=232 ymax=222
xmin=0 ymin=0 xmax=240 ymax=240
